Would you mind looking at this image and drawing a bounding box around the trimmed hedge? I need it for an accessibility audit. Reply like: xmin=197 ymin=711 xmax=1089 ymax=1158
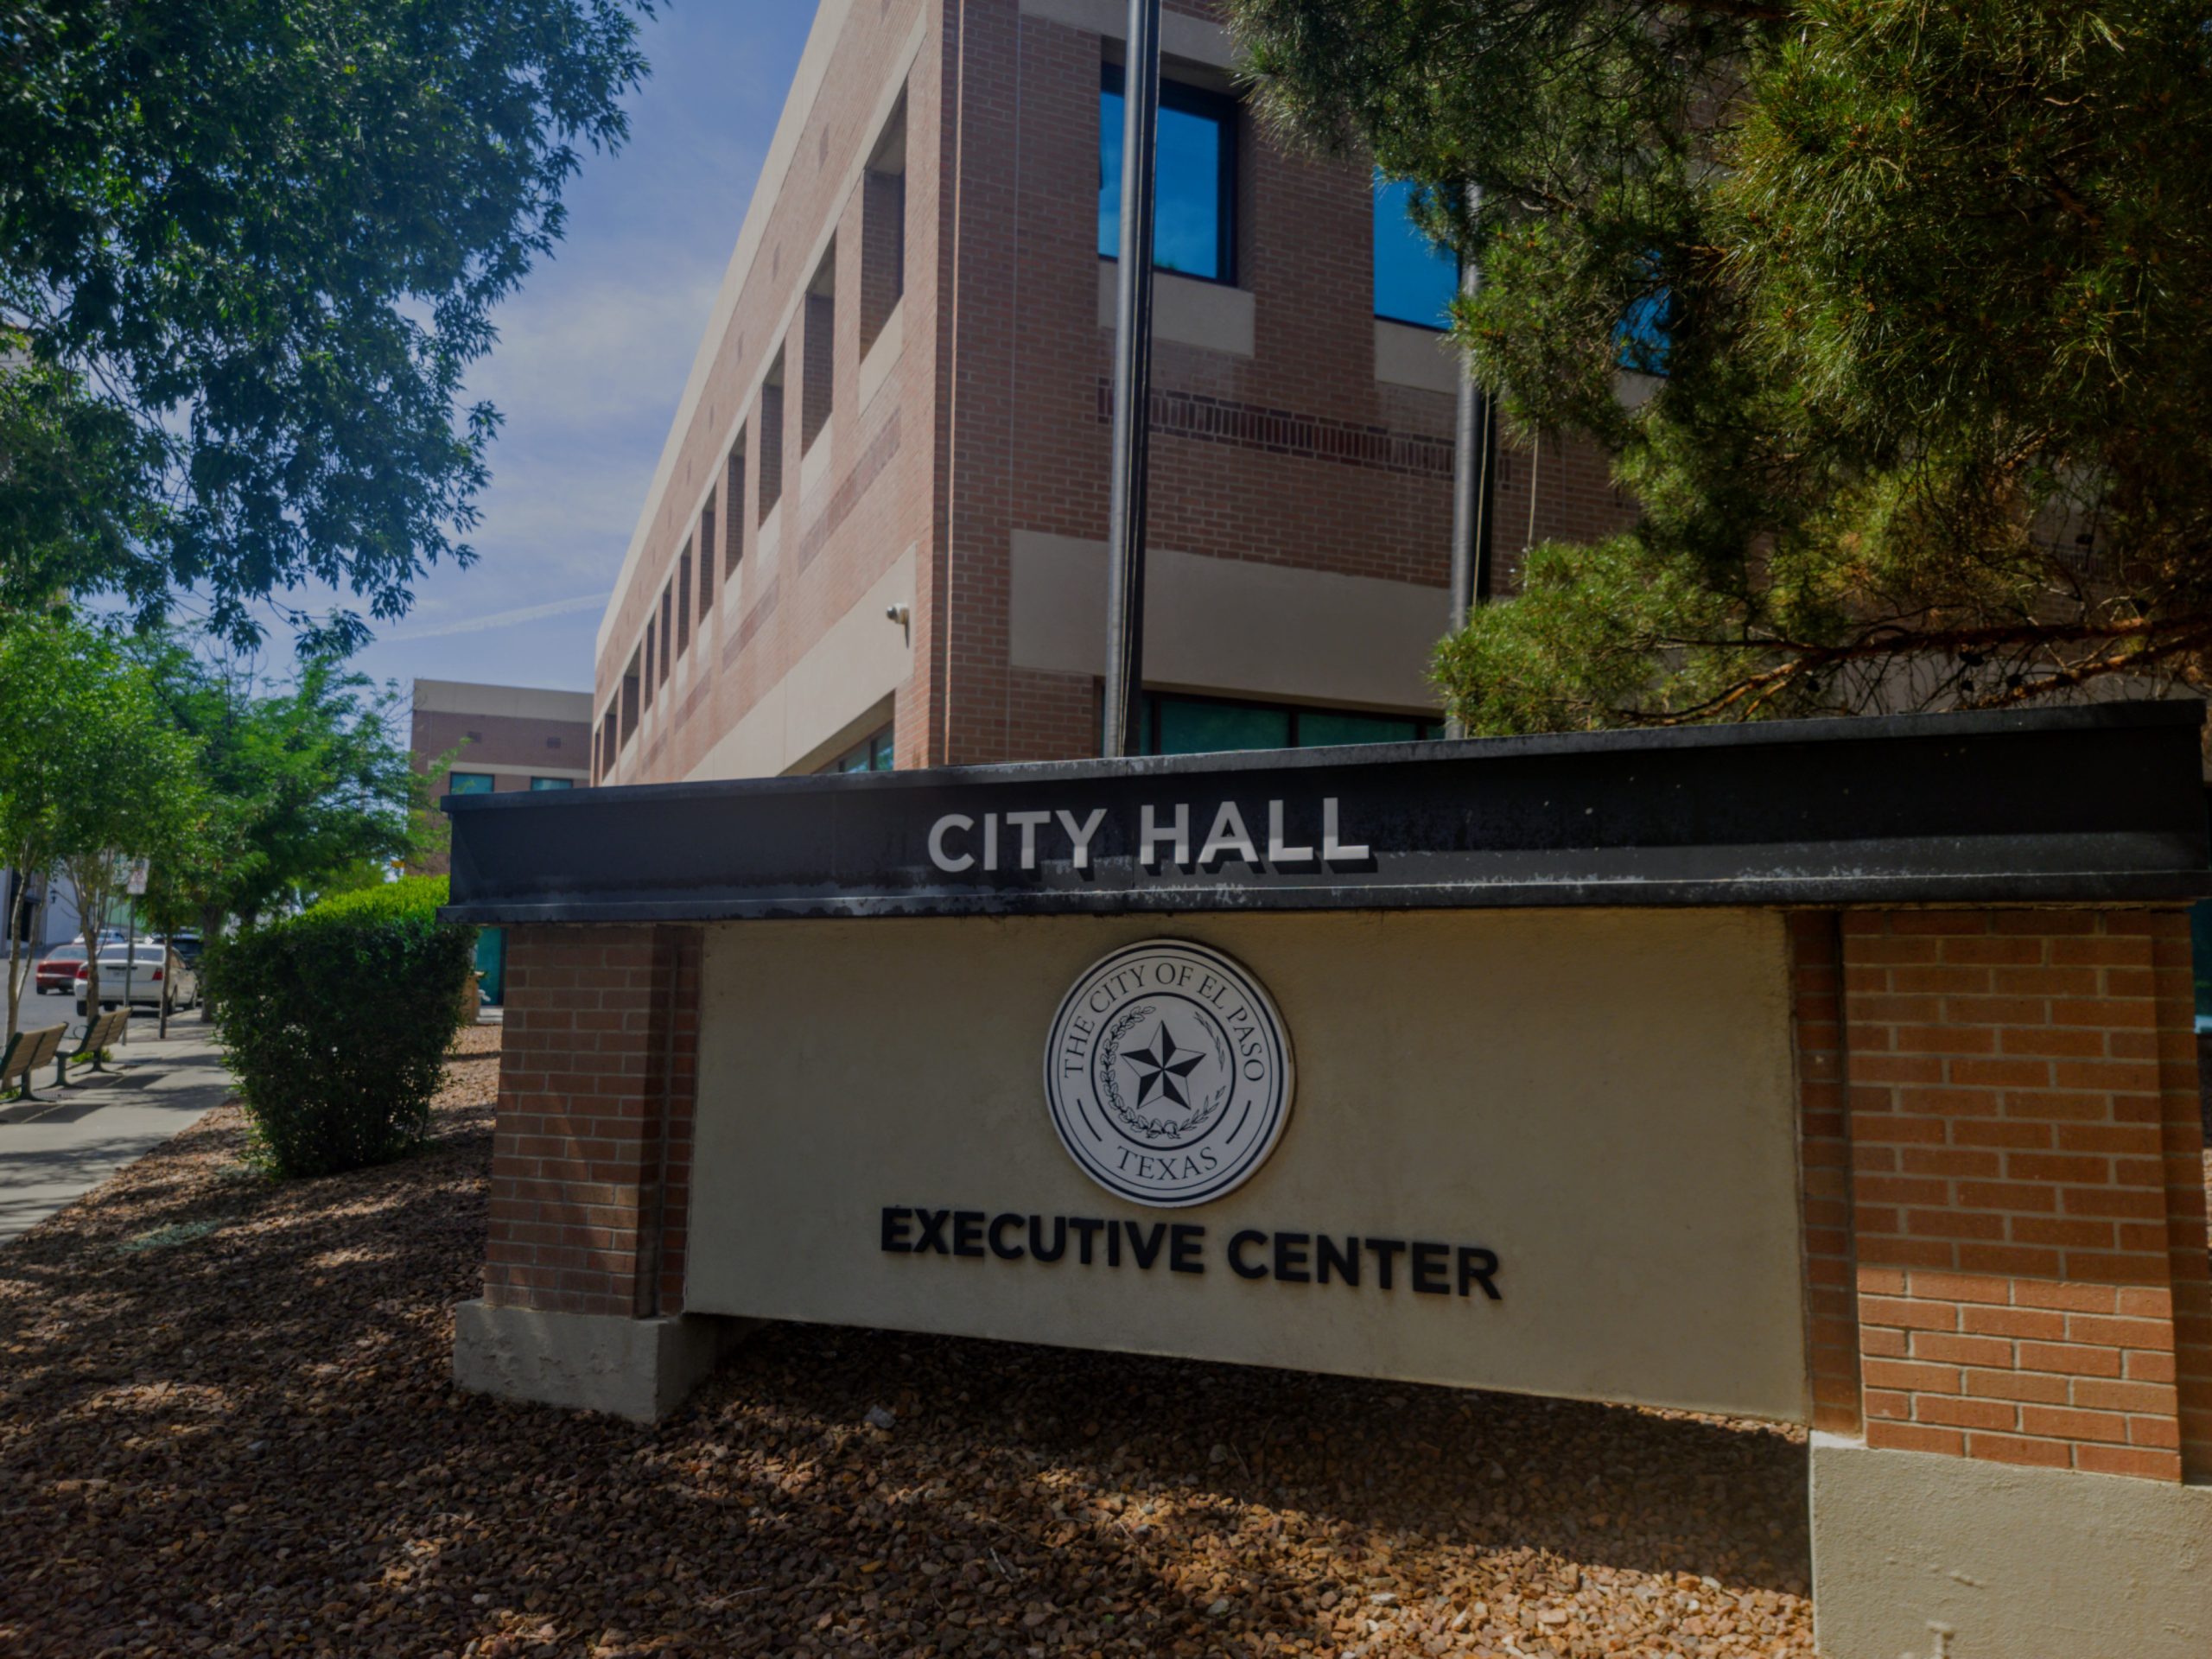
xmin=206 ymin=879 xmax=476 ymax=1179
xmin=304 ymin=874 xmax=450 ymax=925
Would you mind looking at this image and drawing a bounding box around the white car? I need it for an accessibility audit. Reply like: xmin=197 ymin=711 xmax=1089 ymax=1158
xmin=75 ymin=946 xmax=200 ymax=1016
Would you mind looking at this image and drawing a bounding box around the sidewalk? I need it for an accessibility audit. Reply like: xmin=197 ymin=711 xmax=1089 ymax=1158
xmin=0 ymin=1018 xmax=233 ymax=1243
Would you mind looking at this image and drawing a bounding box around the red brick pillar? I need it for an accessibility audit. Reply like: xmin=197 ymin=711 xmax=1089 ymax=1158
xmin=1808 ymin=908 xmax=2212 ymax=1659
xmin=454 ymin=924 xmax=741 ymax=1420
xmin=1838 ymin=911 xmax=2210 ymax=1478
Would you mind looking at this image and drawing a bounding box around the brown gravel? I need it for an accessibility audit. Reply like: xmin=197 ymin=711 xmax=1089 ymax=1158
xmin=1 ymin=1026 xmax=1815 ymax=1657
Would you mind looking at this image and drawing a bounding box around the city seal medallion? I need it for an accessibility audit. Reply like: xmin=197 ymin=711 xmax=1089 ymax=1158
xmin=1043 ymin=939 xmax=1294 ymax=1207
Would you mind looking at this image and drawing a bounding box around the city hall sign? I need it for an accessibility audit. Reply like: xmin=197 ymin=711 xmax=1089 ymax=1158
xmin=1043 ymin=938 xmax=1292 ymax=1206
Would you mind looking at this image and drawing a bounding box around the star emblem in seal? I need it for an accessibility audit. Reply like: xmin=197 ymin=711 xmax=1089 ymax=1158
xmin=1124 ymin=1023 xmax=1205 ymax=1109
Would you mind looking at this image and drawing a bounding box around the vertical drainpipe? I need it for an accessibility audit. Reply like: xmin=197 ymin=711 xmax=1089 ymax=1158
xmin=1445 ymin=182 xmax=1497 ymax=741
xmin=1101 ymin=0 xmax=1161 ymax=760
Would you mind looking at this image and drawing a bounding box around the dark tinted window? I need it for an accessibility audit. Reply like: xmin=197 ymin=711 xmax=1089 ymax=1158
xmin=1135 ymin=693 xmax=1439 ymax=756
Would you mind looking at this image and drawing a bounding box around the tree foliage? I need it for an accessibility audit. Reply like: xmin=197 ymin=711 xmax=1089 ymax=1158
xmin=0 ymin=615 xmax=204 ymax=1028
xmin=0 ymin=0 xmax=653 ymax=648
xmin=1228 ymin=0 xmax=2212 ymax=729
xmin=135 ymin=644 xmax=423 ymax=939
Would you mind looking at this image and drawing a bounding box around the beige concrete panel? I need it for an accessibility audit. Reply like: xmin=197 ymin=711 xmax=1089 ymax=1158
xmin=1374 ymin=320 xmax=1460 ymax=396
xmin=1097 ymin=265 xmax=1255 ymax=358
xmin=412 ymin=680 xmax=594 ymax=722
xmin=686 ymin=908 xmax=1809 ymax=1421
xmin=755 ymin=502 xmax=783 ymax=577
xmin=799 ymin=424 xmax=836 ymax=509
xmin=1810 ymin=1434 xmax=2212 ymax=1659
xmin=684 ymin=545 xmax=915 ymax=782
xmin=1020 ymin=0 xmax=1237 ymax=69
xmin=858 ymin=301 xmax=905 ymax=416
xmin=1011 ymin=530 xmax=1446 ymax=713
xmin=453 ymin=1301 xmax=754 ymax=1422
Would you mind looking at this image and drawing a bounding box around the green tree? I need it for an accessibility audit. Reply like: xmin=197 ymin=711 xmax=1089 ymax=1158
xmin=0 ymin=618 xmax=204 ymax=1033
xmin=0 ymin=616 xmax=79 ymax=1040
xmin=1228 ymin=0 xmax=2212 ymax=729
xmin=0 ymin=1 xmax=654 ymax=649
xmin=136 ymin=647 xmax=425 ymax=952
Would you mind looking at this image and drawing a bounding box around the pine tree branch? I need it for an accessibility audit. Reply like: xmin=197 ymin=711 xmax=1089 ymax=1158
xmin=1632 ymin=612 xmax=2200 ymax=724
xmin=1667 ymin=0 xmax=1789 ymax=19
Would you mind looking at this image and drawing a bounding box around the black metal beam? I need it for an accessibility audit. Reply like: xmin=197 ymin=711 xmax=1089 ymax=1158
xmin=442 ymin=703 xmax=2212 ymax=925
xmin=1101 ymin=0 xmax=1162 ymax=760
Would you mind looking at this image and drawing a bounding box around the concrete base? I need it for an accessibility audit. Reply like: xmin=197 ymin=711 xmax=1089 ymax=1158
xmin=1811 ymin=1433 xmax=2212 ymax=1659
xmin=452 ymin=1301 xmax=754 ymax=1421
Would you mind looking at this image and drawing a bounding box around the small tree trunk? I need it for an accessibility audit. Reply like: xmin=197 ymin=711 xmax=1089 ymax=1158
xmin=3 ymin=844 xmax=34 ymax=1046
xmin=198 ymin=901 xmax=224 ymax=1023
xmin=65 ymin=856 xmax=111 ymax=1023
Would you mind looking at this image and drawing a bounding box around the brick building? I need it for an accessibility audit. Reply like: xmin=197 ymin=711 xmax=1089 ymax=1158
xmin=411 ymin=679 xmax=594 ymax=798
xmin=591 ymin=0 xmax=1634 ymax=787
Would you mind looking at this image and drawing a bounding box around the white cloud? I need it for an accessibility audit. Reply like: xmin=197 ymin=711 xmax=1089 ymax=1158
xmin=380 ymin=592 xmax=609 ymax=643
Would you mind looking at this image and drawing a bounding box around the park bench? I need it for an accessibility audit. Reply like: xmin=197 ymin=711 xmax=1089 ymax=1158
xmin=0 ymin=1024 xmax=67 ymax=1103
xmin=65 ymin=1009 xmax=131 ymax=1081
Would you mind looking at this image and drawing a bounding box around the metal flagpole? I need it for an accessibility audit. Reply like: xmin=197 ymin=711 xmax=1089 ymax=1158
xmin=1445 ymin=183 xmax=1497 ymax=741
xmin=1101 ymin=0 xmax=1161 ymax=760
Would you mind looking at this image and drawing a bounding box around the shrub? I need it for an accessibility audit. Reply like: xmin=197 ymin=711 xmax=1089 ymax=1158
xmin=206 ymin=881 xmax=476 ymax=1179
xmin=304 ymin=874 xmax=450 ymax=925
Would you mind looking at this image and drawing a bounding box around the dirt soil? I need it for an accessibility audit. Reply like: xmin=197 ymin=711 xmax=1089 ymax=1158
xmin=0 ymin=1027 xmax=1816 ymax=1657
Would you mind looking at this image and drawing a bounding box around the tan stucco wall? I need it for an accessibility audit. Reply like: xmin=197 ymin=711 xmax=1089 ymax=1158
xmin=1810 ymin=1434 xmax=2212 ymax=1659
xmin=684 ymin=907 xmax=1809 ymax=1421
xmin=1009 ymin=530 xmax=1446 ymax=715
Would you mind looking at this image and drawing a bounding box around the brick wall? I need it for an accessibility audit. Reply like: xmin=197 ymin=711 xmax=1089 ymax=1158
xmin=1790 ymin=912 xmax=1863 ymax=1435
xmin=485 ymin=926 xmax=701 ymax=1319
xmin=597 ymin=0 xmax=1642 ymax=785
xmin=1840 ymin=911 xmax=2210 ymax=1481
xmin=2150 ymin=912 xmax=2212 ymax=1476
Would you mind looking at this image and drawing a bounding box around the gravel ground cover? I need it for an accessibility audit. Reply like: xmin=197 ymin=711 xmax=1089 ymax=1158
xmin=1 ymin=1027 xmax=1816 ymax=1657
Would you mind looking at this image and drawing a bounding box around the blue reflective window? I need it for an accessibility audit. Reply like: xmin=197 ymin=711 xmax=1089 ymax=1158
xmin=529 ymin=777 xmax=575 ymax=791
xmin=1100 ymin=65 xmax=1236 ymax=283
xmin=447 ymin=772 xmax=495 ymax=795
xmin=1617 ymin=282 xmax=1675 ymax=375
xmin=1373 ymin=175 xmax=1459 ymax=327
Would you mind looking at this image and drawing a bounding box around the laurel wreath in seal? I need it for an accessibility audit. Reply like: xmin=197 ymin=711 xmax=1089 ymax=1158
xmin=1096 ymin=1001 xmax=1232 ymax=1144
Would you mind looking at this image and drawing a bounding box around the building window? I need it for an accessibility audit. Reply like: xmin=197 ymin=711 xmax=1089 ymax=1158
xmin=1133 ymin=692 xmax=1439 ymax=757
xmin=1373 ymin=174 xmax=1459 ymax=328
xmin=620 ymin=652 xmax=640 ymax=742
xmin=759 ymin=354 xmax=785 ymax=519
xmin=448 ymin=772 xmax=496 ymax=795
xmin=529 ymin=777 xmax=575 ymax=791
xmin=1099 ymin=63 xmax=1236 ymax=284
xmin=1617 ymin=287 xmax=1675 ymax=375
xmin=658 ymin=585 xmax=673 ymax=683
xmin=698 ymin=496 xmax=716 ymax=616
xmin=642 ymin=621 xmax=656 ymax=708
xmin=676 ymin=545 xmax=693 ymax=656
xmin=824 ymin=724 xmax=895 ymax=774
xmin=803 ymin=245 xmax=836 ymax=452
xmin=861 ymin=93 xmax=906 ymax=356
xmin=725 ymin=437 xmax=747 ymax=573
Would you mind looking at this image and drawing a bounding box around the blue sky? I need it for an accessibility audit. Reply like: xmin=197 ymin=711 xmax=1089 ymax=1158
xmin=325 ymin=3 xmax=817 ymax=699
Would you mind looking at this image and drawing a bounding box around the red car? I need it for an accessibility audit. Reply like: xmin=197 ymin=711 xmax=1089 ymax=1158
xmin=34 ymin=942 xmax=87 ymax=995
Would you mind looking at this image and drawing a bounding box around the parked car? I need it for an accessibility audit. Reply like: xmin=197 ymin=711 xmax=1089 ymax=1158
xmin=75 ymin=946 xmax=199 ymax=1016
xmin=162 ymin=931 xmax=205 ymax=969
xmin=34 ymin=942 xmax=87 ymax=995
